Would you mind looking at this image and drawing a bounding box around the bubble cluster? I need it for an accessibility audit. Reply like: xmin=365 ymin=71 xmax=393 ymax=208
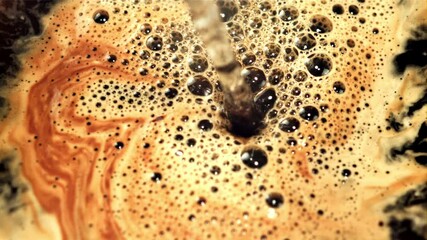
xmin=1 ymin=0 xmax=422 ymax=239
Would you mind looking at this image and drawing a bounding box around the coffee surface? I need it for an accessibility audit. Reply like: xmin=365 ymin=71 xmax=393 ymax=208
xmin=0 ymin=0 xmax=426 ymax=239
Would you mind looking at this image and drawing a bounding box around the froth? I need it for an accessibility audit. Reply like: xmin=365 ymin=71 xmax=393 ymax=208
xmin=0 ymin=0 xmax=426 ymax=239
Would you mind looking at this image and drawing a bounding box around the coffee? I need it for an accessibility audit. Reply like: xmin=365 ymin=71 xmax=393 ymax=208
xmin=0 ymin=0 xmax=426 ymax=239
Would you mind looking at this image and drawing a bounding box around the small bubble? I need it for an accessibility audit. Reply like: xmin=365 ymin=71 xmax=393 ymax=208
xmin=268 ymin=69 xmax=284 ymax=85
xmin=266 ymin=192 xmax=284 ymax=208
xmin=146 ymin=35 xmax=163 ymax=51
xmin=197 ymin=197 xmax=207 ymax=206
xmin=349 ymin=5 xmax=359 ymax=15
xmin=332 ymin=4 xmax=344 ymax=15
xmin=250 ymin=17 xmax=263 ymax=29
xmin=170 ymin=31 xmax=183 ymax=42
xmin=309 ymin=15 xmax=333 ymax=33
xmin=174 ymin=134 xmax=184 ymax=141
xmin=287 ymin=137 xmax=297 ymax=146
xmin=291 ymin=87 xmax=301 ymax=96
xmin=232 ymin=164 xmax=241 ymax=172
xmin=347 ymin=39 xmax=356 ymax=48
xmin=241 ymin=147 xmax=268 ymax=169
xmin=210 ymin=166 xmax=221 ymax=175
xmin=151 ymin=172 xmax=162 ymax=182
xmin=139 ymin=50 xmax=150 ymax=60
xmin=293 ymin=70 xmax=308 ymax=82
xmin=264 ymin=43 xmax=281 ymax=58
xmin=242 ymin=53 xmax=256 ymax=66
xmin=93 ymin=10 xmax=109 ymax=24
xmin=333 ymin=81 xmax=346 ymax=94
xmin=217 ymin=0 xmax=238 ymax=22
xmin=258 ymin=1 xmax=272 ymax=11
xmin=187 ymin=138 xmax=197 ymax=147
xmin=211 ymin=186 xmax=218 ymax=193
xmin=188 ymin=55 xmax=209 ymax=73
xmin=279 ymin=117 xmax=300 ymax=132
xmin=254 ymin=88 xmax=277 ymax=115
xmin=140 ymin=23 xmax=152 ymax=35
xmin=198 ymin=119 xmax=213 ymax=131
xmin=139 ymin=68 xmax=149 ymax=76
xmin=107 ymin=55 xmax=117 ymax=63
xmin=278 ymin=6 xmax=299 ymax=22
xmin=241 ymin=67 xmax=266 ymax=92
xmin=305 ymin=54 xmax=332 ymax=77
xmin=187 ymin=75 xmax=213 ymax=96
xmin=342 ymin=169 xmax=351 ymax=177
xmin=283 ymin=47 xmax=299 ymax=62
xmin=294 ymin=33 xmax=317 ymax=50
xmin=227 ymin=23 xmax=244 ymax=41
xmin=114 ymin=141 xmax=124 ymax=149
xmin=299 ymin=106 xmax=319 ymax=121
xmin=165 ymin=88 xmax=178 ymax=99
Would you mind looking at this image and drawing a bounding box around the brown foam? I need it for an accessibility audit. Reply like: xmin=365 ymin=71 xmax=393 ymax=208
xmin=0 ymin=0 xmax=426 ymax=239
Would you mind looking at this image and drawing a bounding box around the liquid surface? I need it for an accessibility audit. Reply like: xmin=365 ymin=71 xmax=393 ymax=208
xmin=0 ymin=0 xmax=426 ymax=239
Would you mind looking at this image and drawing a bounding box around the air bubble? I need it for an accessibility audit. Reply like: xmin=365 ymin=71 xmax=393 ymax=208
xmin=114 ymin=141 xmax=124 ymax=149
xmin=198 ymin=119 xmax=213 ymax=131
xmin=254 ymin=88 xmax=277 ymax=115
xmin=188 ymin=55 xmax=209 ymax=73
xmin=227 ymin=23 xmax=244 ymax=41
xmin=305 ymin=54 xmax=332 ymax=77
xmin=342 ymin=169 xmax=352 ymax=177
xmin=333 ymin=81 xmax=346 ymax=94
xmin=187 ymin=75 xmax=213 ymax=96
xmin=140 ymin=23 xmax=152 ymax=35
xmin=93 ymin=10 xmax=109 ymax=24
xmin=146 ymin=35 xmax=163 ymax=51
xmin=266 ymin=192 xmax=284 ymax=208
xmin=250 ymin=17 xmax=263 ymax=29
xmin=187 ymin=138 xmax=197 ymax=147
xmin=332 ymin=4 xmax=344 ymax=15
xmin=139 ymin=50 xmax=150 ymax=60
xmin=258 ymin=1 xmax=272 ymax=12
xmin=349 ymin=5 xmax=359 ymax=15
xmin=107 ymin=55 xmax=117 ymax=63
xmin=299 ymin=106 xmax=319 ymax=121
xmin=264 ymin=43 xmax=281 ymax=59
xmin=241 ymin=147 xmax=268 ymax=169
xmin=242 ymin=53 xmax=256 ymax=66
xmin=294 ymin=33 xmax=317 ymax=50
xmin=210 ymin=166 xmax=221 ymax=175
xmin=309 ymin=15 xmax=333 ymax=33
xmin=279 ymin=117 xmax=300 ymax=133
xmin=241 ymin=67 xmax=267 ymax=92
xmin=268 ymin=69 xmax=284 ymax=85
xmin=197 ymin=197 xmax=207 ymax=206
xmin=293 ymin=70 xmax=308 ymax=82
xmin=165 ymin=88 xmax=178 ymax=99
xmin=278 ymin=6 xmax=299 ymax=22
xmin=217 ymin=0 xmax=238 ymax=22
xmin=283 ymin=47 xmax=299 ymax=62
xmin=151 ymin=172 xmax=162 ymax=182
xmin=170 ymin=31 xmax=183 ymax=42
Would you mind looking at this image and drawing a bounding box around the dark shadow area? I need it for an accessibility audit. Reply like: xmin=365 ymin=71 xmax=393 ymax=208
xmin=0 ymin=0 xmax=60 ymax=85
xmin=385 ymin=183 xmax=427 ymax=240
xmin=393 ymin=39 xmax=427 ymax=74
xmin=0 ymin=156 xmax=28 ymax=213
xmin=390 ymin=122 xmax=427 ymax=166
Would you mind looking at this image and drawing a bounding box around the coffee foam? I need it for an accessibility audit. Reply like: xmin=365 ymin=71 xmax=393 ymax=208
xmin=0 ymin=0 xmax=426 ymax=239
